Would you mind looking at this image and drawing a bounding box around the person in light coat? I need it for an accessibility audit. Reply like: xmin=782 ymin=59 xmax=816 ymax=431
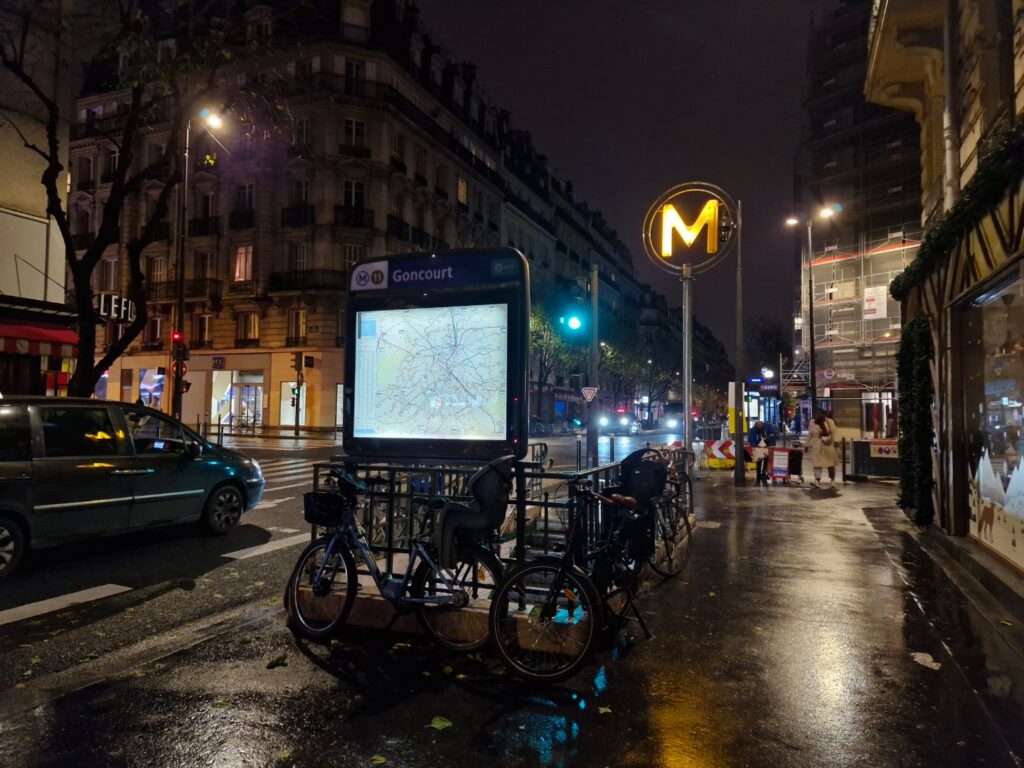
xmin=808 ymin=410 xmax=840 ymax=487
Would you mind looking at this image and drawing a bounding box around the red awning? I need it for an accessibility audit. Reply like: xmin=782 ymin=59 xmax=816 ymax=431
xmin=0 ymin=322 xmax=78 ymax=357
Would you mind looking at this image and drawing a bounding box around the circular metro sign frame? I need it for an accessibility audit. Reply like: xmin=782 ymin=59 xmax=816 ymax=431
xmin=641 ymin=181 xmax=738 ymax=275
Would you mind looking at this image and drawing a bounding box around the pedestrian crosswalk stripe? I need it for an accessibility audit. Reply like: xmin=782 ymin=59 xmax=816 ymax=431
xmin=0 ymin=584 xmax=132 ymax=627
xmin=223 ymin=534 xmax=309 ymax=560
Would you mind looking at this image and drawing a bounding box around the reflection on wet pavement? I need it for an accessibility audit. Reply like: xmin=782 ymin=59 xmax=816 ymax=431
xmin=2 ymin=477 xmax=1023 ymax=767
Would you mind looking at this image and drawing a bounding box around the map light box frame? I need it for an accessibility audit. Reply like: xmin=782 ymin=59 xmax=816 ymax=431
xmin=343 ymin=248 xmax=530 ymax=462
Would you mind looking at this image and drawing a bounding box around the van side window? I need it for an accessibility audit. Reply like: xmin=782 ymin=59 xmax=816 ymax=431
xmin=0 ymin=405 xmax=31 ymax=461
xmin=39 ymin=407 xmax=120 ymax=457
xmin=124 ymin=408 xmax=185 ymax=454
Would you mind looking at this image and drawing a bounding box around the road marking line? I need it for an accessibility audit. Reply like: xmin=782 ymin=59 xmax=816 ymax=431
xmin=267 ymin=526 xmax=301 ymax=533
xmin=261 ymin=481 xmax=312 ymax=492
xmin=223 ymin=534 xmax=309 ymax=560
xmin=0 ymin=584 xmax=132 ymax=627
xmin=254 ymin=496 xmax=296 ymax=510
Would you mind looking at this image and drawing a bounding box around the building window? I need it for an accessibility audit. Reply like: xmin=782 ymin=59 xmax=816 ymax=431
xmin=145 ymin=315 xmax=163 ymax=343
xmin=78 ymin=156 xmax=93 ymax=183
xmin=415 ymin=148 xmax=427 ymax=176
xmin=194 ymin=251 xmax=211 ymax=279
xmin=296 ymin=60 xmax=313 ymax=78
xmin=342 ymin=244 xmax=365 ymax=270
xmin=197 ymin=191 xmax=216 ymax=219
xmin=156 ymin=39 xmax=176 ymax=63
xmin=456 ymin=177 xmax=469 ymax=206
xmin=345 ymin=58 xmax=366 ymax=92
xmin=237 ymin=312 xmax=259 ymax=340
xmin=436 ymin=166 xmax=448 ymax=192
xmin=105 ymin=150 xmax=119 ymax=178
xmin=194 ymin=314 xmax=212 ymax=343
xmin=147 ymin=255 xmax=166 ymax=284
xmin=98 ymin=259 xmax=117 ymax=292
xmin=960 ymin=271 xmax=1024 ymax=570
xmin=117 ymin=51 xmax=130 ymax=73
xmin=288 ymin=309 xmax=307 ymax=339
xmin=249 ymin=18 xmax=272 ymax=41
xmin=343 ymin=180 xmax=365 ymax=209
xmin=288 ymin=241 xmax=310 ymax=271
xmin=290 ymin=178 xmax=309 ymax=205
xmin=233 ymin=245 xmax=253 ymax=282
xmin=104 ymin=321 xmax=122 ymax=349
xmin=390 ymin=192 xmax=403 ymax=218
xmin=391 ymin=133 xmax=405 ymax=161
xmin=343 ymin=118 xmax=367 ymax=148
xmin=148 ymin=142 xmax=164 ymax=165
xmin=295 ymin=117 xmax=311 ymax=147
xmin=234 ymin=183 xmax=254 ymax=210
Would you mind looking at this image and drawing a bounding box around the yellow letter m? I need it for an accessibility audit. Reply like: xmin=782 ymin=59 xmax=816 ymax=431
xmin=660 ymin=200 xmax=719 ymax=257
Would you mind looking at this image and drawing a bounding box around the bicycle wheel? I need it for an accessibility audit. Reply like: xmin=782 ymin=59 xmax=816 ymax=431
xmin=286 ymin=537 xmax=357 ymax=642
xmin=489 ymin=558 xmax=603 ymax=683
xmin=648 ymin=499 xmax=693 ymax=578
xmin=411 ymin=546 xmax=503 ymax=651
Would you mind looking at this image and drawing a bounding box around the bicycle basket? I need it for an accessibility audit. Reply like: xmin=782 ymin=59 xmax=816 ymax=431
xmin=618 ymin=450 xmax=668 ymax=504
xmin=303 ymin=491 xmax=350 ymax=527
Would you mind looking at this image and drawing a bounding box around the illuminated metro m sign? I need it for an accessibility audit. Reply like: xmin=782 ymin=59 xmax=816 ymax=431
xmin=642 ymin=182 xmax=737 ymax=275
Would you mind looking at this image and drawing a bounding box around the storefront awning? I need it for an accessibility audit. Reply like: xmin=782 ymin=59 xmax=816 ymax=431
xmin=0 ymin=322 xmax=78 ymax=358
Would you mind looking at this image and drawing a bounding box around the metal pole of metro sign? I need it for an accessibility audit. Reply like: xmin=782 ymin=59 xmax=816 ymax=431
xmin=733 ymin=200 xmax=745 ymax=486
xmin=586 ymin=264 xmax=600 ymax=468
xmin=680 ymin=264 xmax=694 ymax=452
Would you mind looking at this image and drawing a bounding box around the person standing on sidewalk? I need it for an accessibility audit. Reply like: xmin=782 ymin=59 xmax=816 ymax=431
xmin=808 ymin=410 xmax=840 ymax=487
xmin=749 ymin=420 xmax=778 ymax=485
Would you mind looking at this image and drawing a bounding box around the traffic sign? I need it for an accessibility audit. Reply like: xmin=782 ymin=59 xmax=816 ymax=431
xmin=823 ymin=368 xmax=836 ymax=380
xmin=581 ymin=386 xmax=598 ymax=403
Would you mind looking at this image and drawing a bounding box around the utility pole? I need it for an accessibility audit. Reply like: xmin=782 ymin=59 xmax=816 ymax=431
xmin=587 ymin=264 xmax=599 ymax=467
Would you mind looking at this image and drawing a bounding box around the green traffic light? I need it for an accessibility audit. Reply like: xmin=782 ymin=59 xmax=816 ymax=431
xmin=567 ymin=316 xmax=582 ymax=330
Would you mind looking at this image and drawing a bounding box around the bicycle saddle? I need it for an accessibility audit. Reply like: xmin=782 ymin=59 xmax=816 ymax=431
xmin=609 ymin=494 xmax=638 ymax=508
xmin=437 ymin=455 xmax=516 ymax=568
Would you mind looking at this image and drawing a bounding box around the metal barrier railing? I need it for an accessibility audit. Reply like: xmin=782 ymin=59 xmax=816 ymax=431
xmin=309 ymin=457 xmax=622 ymax=577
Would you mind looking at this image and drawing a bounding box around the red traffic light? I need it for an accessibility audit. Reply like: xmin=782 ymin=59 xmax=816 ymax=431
xmin=171 ymin=329 xmax=184 ymax=343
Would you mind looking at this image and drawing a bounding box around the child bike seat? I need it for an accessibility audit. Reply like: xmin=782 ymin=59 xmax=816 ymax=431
xmin=436 ymin=455 xmax=516 ymax=568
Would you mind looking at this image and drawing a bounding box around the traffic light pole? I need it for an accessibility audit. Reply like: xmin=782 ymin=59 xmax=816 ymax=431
xmin=586 ymin=264 xmax=599 ymax=467
xmin=293 ymin=352 xmax=303 ymax=438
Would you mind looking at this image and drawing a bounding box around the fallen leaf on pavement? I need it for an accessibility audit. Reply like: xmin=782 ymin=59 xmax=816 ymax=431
xmin=211 ymin=700 xmax=230 ymax=709
xmin=371 ymin=756 xmax=387 ymax=765
xmin=598 ymin=706 xmax=613 ymax=714
xmin=443 ymin=666 xmax=454 ymax=675
xmin=1000 ymin=619 xmax=1014 ymax=627
xmin=276 ymin=748 xmax=292 ymax=760
xmin=429 ymin=716 xmax=453 ymax=730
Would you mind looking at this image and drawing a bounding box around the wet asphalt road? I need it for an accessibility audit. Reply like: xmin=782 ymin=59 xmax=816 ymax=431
xmin=3 ymin=461 xmax=1024 ymax=767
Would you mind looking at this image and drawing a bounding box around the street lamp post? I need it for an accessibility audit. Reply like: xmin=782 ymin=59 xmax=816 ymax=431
xmin=171 ymin=110 xmax=222 ymax=422
xmin=786 ymin=206 xmax=837 ymax=421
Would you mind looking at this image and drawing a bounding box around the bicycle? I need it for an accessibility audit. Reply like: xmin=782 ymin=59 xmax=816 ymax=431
xmin=647 ymin=450 xmax=694 ymax=578
xmin=286 ymin=455 xmax=515 ymax=652
xmin=489 ymin=449 xmax=666 ymax=682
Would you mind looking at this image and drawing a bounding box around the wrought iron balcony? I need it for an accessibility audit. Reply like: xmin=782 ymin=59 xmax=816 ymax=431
xmin=147 ymin=278 xmax=223 ymax=301
xmin=414 ymin=173 xmax=428 ymax=187
xmin=229 ymin=209 xmax=255 ymax=230
xmin=191 ymin=339 xmax=214 ymax=349
xmin=76 ymin=178 xmax=96 ymax=192
xmin=268 ymin=269 xmax=346 ymax=292
xmin=227 ymin=280 xmax=255 ymax=294
xmin=188 ymin=216 xmax=219 ymax=237
xmin=334 ymin=206 xmax=374 ymax=228
xmin=281 ymin=205 xmax=315 ymax=228
xmin=390 ymin=156 xmax=407 ymax=173
xmin=338 ymin=143 xmax=371 ymax=159
xmin=434 ymin=186 xmax=449 ymax=200
xmin=234 ymin=338 xmax=260 ymax=349
xmin=285 ymin=335 xmax=308 ymax=347
xmin=71 ymin=233 xmax=94 ymax=250
xmin=386 ymin=215 xmax=410 ymax=241
xmin=141 ymin=340 xmax=164 ymax=351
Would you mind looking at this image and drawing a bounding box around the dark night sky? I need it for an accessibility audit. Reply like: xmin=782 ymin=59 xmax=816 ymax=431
xmin=417 ymin=0 xmax=834 ymax=367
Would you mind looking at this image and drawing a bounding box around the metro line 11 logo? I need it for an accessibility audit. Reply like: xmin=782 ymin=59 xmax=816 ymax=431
xmin=641 ymin=182 xmax=737 ymax=276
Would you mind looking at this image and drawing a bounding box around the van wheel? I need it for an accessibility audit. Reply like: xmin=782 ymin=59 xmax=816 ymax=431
xmin=0 ymin=515 xmax=26 ymax=577
xmin=202 ymin=485 xmax=244 ymax=534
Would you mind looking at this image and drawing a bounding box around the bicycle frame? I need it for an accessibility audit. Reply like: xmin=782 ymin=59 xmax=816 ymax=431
xmin=313 ymin=508 xmax=466 ymax=608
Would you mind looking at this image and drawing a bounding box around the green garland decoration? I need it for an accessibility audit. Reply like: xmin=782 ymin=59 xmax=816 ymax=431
xmin=896 ymin=315 xmax=935 ymax=525
xmin=891 ymin=121 xmax=1024 ymax=301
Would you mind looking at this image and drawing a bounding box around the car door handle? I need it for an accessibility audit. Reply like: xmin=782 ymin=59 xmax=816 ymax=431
xmin=110 ymin=468 xmax=155 ymax=476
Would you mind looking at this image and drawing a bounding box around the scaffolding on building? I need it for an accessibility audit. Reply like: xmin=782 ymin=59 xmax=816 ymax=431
xmin=800 ymin=220 xmax=921 ymax=437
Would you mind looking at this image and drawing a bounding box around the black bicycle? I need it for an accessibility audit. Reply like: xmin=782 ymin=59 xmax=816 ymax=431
xmin=488 ymin=449 xmax=667 ymax=682
xmin=286 ymin=455 xmax=515 ymax=652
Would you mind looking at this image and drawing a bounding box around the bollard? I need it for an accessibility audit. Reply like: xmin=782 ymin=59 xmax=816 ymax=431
xmin=576 ymin=434 xmax=582 ymax=472
xmin=217 ymin=414 xmax=223 ymax=446
xmin=609 ymin=435 xmax=616 ymax=464
xmin=841 ymin=438 xmax=847 ymax=483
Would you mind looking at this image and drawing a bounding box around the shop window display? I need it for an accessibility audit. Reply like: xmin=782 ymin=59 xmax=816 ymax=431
xmin=961 ymin=271 xmax=1024 ymax=570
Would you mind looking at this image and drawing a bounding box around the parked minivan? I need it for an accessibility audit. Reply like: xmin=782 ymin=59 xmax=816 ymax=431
xmin=0 ymin=397 xmax=265 ymax=577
